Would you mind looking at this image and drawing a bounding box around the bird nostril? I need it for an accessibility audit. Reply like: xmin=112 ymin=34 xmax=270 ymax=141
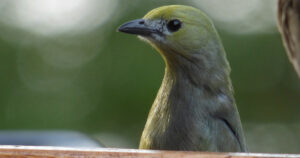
xmin=139 ymin=20 xmax=145 ymax=25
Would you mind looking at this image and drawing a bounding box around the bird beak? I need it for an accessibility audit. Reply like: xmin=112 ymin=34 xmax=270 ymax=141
xmin=118 ymin=19 xmax=160 ymax=36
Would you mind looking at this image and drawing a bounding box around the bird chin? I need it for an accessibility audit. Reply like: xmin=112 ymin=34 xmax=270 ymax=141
xmin=138 ymin=34 xmax=165 ymax=45
xmin=138 ymin=35 xmax=156 ymax=45
xmin=138 ymin=35 xmax=149 ymax=42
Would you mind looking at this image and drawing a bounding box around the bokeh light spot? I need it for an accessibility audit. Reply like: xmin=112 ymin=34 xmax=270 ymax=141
xmin=0 ymin=0 xmax=118 ymax=35
xmin=192 ymin=0 xmax=277 ymax=34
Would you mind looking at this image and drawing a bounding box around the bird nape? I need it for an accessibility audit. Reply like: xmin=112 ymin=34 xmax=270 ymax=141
xmin=118 ymin=5 xmax=247 ymax=152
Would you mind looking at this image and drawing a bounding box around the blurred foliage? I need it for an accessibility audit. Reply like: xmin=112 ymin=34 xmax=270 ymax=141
xmin=0 ymin=0 xmax=299 ymax=153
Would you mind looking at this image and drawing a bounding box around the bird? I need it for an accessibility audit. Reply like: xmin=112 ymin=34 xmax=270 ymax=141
xmin=278 ymin=0 xmax=300 ymax=78
xmin=118 ymin=5 xmax=247 ymax=152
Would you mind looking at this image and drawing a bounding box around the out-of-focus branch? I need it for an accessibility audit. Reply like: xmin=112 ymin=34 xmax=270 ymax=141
xmin=278 ymin=0 xmax=300 ymax=78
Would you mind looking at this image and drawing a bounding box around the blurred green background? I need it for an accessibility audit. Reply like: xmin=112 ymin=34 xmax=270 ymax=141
xmin=0 ymin=0 xmax=299 ymax=153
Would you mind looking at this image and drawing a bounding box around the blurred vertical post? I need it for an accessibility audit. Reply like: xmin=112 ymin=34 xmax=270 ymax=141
xmin=278 ymin=0 xmax=300 ymax=78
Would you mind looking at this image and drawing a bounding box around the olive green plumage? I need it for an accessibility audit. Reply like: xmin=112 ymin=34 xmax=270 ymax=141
xmin=118 ymin=5 xmax=247 ymax=152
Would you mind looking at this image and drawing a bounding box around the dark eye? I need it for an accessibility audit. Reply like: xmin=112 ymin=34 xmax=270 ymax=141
xmin=167 ymin=19 xmax=182 ymax=32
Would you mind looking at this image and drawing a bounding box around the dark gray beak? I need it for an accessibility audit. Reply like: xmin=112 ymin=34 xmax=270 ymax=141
xmin=118 ymin=19 xmax=160 ymax=36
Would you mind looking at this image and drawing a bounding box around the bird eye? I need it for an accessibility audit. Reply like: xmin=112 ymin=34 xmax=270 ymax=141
xmin=167 ymin=19 xmax=182 ymax=32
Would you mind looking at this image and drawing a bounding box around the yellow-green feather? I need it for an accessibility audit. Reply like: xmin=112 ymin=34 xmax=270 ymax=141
xmin=143 ymin=5 xmax=220 ymax=58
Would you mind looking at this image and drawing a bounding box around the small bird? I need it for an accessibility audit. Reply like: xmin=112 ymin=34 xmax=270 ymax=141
xmin=278 ymin=0 xmax=300 ymax=78
xmin=118 ymin=5 xmax=247 ymax=152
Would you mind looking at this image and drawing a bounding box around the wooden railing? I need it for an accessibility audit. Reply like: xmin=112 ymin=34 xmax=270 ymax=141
xmin=0 ymin=146 xmax=299 ymax=158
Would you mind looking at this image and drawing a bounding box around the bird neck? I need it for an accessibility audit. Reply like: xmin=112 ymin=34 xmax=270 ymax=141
xmin=156 ymin=51 xmax=233 ymax=111
xmin=152 ymin=42 xmax=234 ymax=123
xmin=158 ymin=39 xmax=233 ymax=96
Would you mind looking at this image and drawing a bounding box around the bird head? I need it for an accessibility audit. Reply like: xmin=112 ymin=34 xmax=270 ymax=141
xmin=118 ymin=5 xmax=229 ymax=86
xmin=118 ymin=5 xmax=222 ymax=64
